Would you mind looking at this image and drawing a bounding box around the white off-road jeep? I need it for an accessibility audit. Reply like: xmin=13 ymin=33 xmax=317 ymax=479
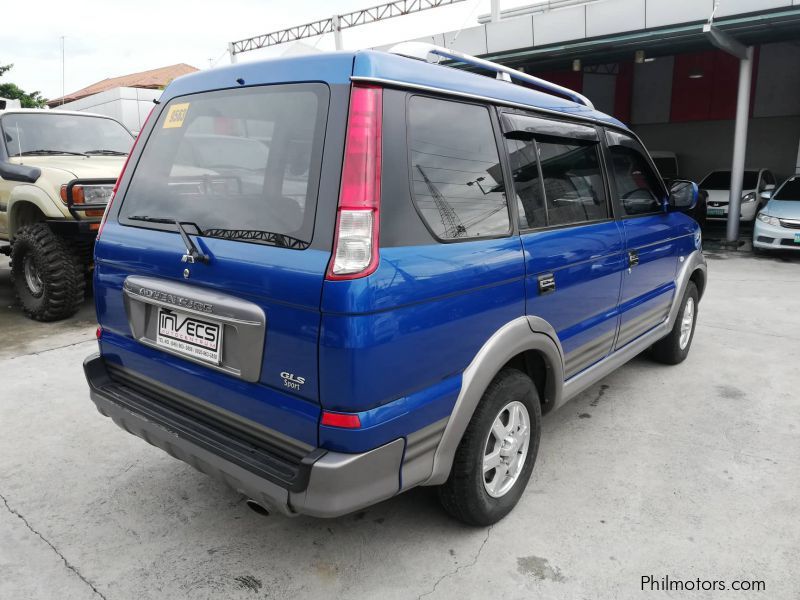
xmin=0 ymin=109 xmax=134 ymax=320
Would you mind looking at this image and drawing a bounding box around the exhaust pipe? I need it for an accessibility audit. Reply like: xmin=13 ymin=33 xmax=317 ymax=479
xmin=245 ymin=499 xmax=271 ymax=516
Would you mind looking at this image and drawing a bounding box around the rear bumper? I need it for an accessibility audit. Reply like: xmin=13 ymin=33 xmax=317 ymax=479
xmin=84 ymin=354 xmax=404 ymax=517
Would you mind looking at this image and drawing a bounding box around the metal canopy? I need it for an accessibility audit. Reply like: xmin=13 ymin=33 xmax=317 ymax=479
xmin=481 ymin=7 xmax=800 ymax=71
xmin=230 ymin=0 xmax=467 ymax=56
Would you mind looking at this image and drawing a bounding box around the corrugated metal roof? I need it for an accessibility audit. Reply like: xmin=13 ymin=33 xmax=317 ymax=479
xmin=47 ymin=63 xmax=199 ymax=107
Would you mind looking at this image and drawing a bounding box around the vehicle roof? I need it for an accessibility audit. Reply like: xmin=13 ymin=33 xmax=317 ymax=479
xmin=160 ymin=50 xmax=626 ymax=129
xmin=0 ymin=108 xmax=119 ymax=120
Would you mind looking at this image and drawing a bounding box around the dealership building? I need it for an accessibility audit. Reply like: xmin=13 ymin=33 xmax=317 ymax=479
xmin=375 ymin=0 xmax=800 ymax=185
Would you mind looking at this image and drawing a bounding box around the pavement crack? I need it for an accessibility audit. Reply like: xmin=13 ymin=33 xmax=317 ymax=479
xmin=0 ymin=492 xmax=108 ymax=600
xmin=7 ymin=337 xmax=96 ymax=360
xmin=417 ymin=525 xmax=493 ymax=600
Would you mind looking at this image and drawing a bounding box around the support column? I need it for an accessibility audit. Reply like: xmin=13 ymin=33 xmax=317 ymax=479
xmin=795 ymin=137 xmax=800 ymax=175
xmin=228 ymin=42 xmax=237 ymax=64
xmin=332 ymin=15 xmax=343 ymax=50
xmin=491 ymin=0 xmax=501 ymax=22
xmin=726 ymin=46 xmax=754 ymax=243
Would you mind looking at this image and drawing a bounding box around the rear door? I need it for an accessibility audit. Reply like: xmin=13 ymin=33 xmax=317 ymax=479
xmin=95 ymin=83 xmax=343 ymax=447
xmin=604 ymin=129 xmax=680 ymax=349
xmin=501 ymin=112 xmax=626 ymax=379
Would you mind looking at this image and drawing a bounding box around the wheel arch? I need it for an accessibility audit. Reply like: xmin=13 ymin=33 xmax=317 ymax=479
xmin=689 ymin=266 xmax=706 ymax=301
xmin=9 ymin=200 xmax=47 ymax=237
xmin=424 ymin=316 xmax=564 ymax=486
xmin=9 ymin=185 xmax=66 ymax=237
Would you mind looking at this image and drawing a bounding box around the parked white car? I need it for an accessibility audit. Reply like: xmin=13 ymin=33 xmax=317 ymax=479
xmin=753 ymin=176 xmax=800 ymax=251
xmin=700 ymin=169 xmax=776 ymax=222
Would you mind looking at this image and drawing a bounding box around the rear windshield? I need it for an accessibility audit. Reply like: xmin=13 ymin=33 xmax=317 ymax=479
xmin=700 ymin=170 xmax=759 ymax=190
xmin=774 ymin=178 xmax=800 ymax=201
xmin=119 ymin=84 xmax=329 ymax=247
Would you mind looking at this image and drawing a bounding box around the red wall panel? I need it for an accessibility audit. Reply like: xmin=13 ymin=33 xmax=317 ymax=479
xmin=670 ymin=49 xmax=760 ymax=122
xmin=671 ymin=51 xmax=715 ymax=122
xmin=614 ymin=61 xmax=634 ymax=124
xmin=534 ymin=70 xmax=584 ymax=94
xmin=709 ymin=51 xmax=740 ymax=120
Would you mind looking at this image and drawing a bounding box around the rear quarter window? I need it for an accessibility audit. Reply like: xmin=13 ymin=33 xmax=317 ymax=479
xmin=118 ymin=84 xmax=329 ymax=247
xmin=407 ymin=96 xmax=510 ymax=241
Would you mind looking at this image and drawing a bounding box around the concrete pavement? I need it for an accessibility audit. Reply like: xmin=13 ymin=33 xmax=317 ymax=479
xmin=1 ymin=251 xmax=798 ymax=599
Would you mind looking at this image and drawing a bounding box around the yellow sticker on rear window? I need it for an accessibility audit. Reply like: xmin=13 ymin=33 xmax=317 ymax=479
xmin=163 ymin=102 xmax=190 ymax=129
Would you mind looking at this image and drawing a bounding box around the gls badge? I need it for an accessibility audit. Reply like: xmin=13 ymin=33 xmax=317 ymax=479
xmin=281 ymin=372 xmax=306 ymax=391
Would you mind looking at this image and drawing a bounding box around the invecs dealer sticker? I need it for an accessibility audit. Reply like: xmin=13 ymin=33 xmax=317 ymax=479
xmin=163 ymin=103 xmax=190 ymax=128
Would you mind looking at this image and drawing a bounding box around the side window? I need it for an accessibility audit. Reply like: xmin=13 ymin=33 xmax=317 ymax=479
xmin=505 ymin=136 xmax=546 ymax=229
xmin=537 ymin=139 xmax=608 ymax=226
xmin=606 ymin=130 xmax=665 ymax=216
xmin=408 ymin=96 xmax=509 ymax=240
xmin=502 ymin=113 xmax=608 ymax=229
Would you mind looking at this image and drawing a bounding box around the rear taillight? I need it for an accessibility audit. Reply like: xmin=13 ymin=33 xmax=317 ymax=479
xmin=97 ymin=106 xmax=154 ymax=240
xmin=326 ymin=84 xmax=382 ymax=280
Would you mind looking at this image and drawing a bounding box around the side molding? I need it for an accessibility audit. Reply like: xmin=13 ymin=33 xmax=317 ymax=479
xmin=423 ymin=316 xmax=564 ymax=485
xmin=423 ymin=249 xmax=706 ymax=485
xmin=561 ymin=249 xmax=707 ymax=406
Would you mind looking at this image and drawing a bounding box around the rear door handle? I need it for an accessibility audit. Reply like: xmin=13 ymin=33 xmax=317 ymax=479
xmin=628 ymin=250 xmax=639 ymax=268
xmin=538 ymin=273 xmax=556 ymax=295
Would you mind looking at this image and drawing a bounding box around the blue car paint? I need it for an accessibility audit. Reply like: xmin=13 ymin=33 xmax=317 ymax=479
xmin=616 ymin=213 xmax=695 ymax=348
xmin=521 ymin=221 xmax=626 ymax=378
xmin=319 ymin=236 xmax=525 ymax=413
xmin=93 ymin=48 xmax=700 ymax=461
xmin=160 ymin=53 xmax=355 ymax=102
xmin=318 ymin=372 xmax=462 ymax=453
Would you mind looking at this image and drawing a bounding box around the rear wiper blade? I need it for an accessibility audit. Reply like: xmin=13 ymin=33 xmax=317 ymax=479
xmin=202 ymin=228 xmax=308 ymax=249
xmin=128 ymin=215 xmax=174 ymax=224
xmin=84 ymin=149 xmax=129 ymax=156
xmin=14 ymin=149 xmax=88 ymax=157
xmin=128 ymin=215 xmax=211 ymax=264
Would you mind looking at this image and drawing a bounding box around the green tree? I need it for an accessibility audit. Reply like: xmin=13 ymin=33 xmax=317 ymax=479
xmin=0 ymin=63 xmax=48 ymax=108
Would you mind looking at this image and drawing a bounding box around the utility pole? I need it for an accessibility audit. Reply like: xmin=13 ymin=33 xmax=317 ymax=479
xmin=60 ymin=36 xmax=65 ymax=105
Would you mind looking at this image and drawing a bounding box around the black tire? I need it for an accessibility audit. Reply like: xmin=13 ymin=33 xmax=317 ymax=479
xmin=650 ymin=281 xmax=699 ymax=365
xmin=10 ymin=223 xmax=86 ymax=321
xmin=438 ymin=368 xmax=542 ymax=526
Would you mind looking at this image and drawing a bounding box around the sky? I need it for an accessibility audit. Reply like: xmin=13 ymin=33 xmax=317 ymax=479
xmin=1 ymin=0 xmax=533 ymax=101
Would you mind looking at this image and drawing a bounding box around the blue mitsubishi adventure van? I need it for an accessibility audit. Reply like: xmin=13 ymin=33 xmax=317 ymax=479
xmin=84 ymin=43 xmax=707 ymax=525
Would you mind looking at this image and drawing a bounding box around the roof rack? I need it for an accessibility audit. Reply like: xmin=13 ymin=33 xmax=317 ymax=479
xmin=387 ymin=41 xmax=594 ymax=109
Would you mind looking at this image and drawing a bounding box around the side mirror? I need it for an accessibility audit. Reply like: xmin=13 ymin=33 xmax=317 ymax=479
xmin=668 ymin=179 xmax=699 ymax=212
xmin=760 ymin=184 xmax=775 ymax=201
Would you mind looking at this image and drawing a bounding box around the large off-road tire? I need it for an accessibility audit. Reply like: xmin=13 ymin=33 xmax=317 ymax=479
xmin=10 ymin=223 xmax=86 ymax=321
xmin=650 ymin=281 xmax=699 ymax=365
xmin=438 ymin=368 xmax=542 ymax=526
